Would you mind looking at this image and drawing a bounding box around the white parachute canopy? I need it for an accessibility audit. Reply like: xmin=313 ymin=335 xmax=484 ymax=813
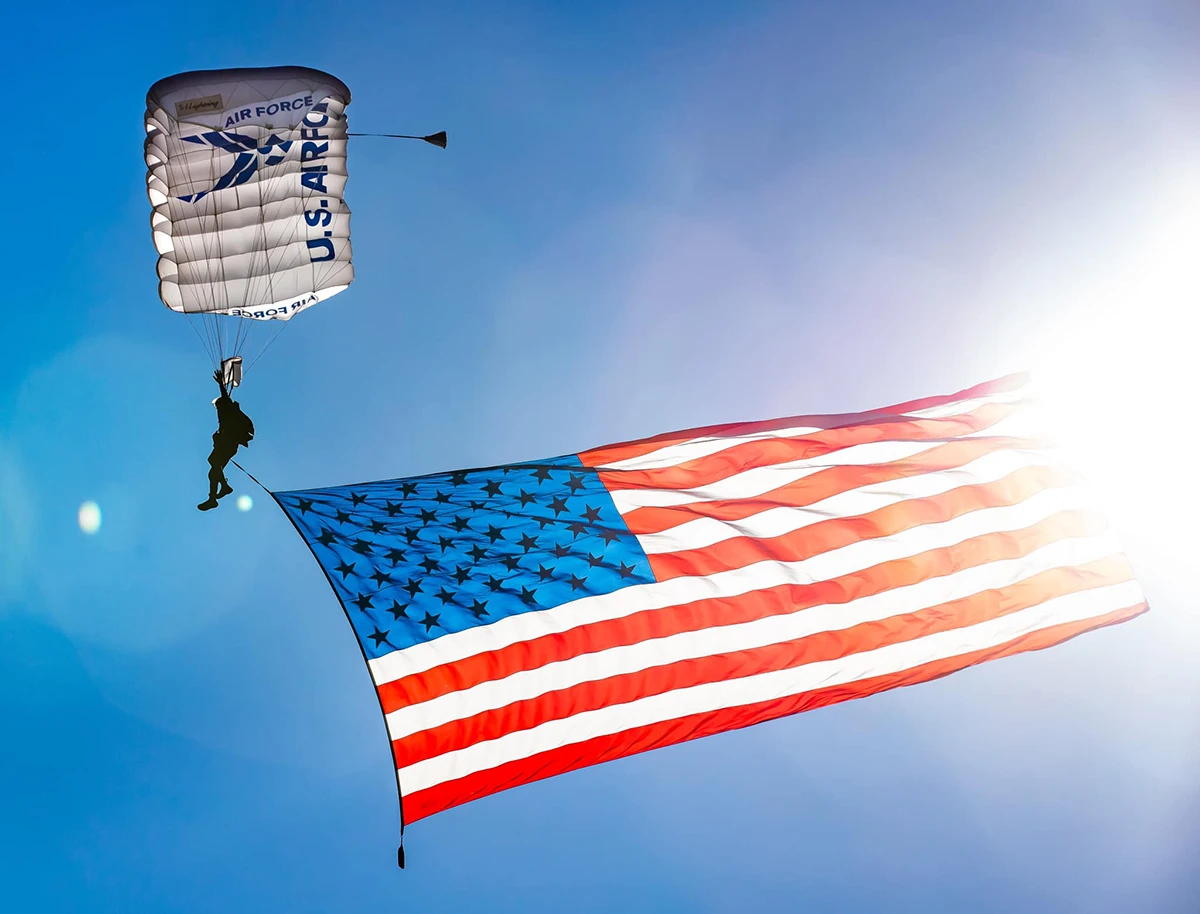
xmin=145 ymin=66 xmax=353 ymax=364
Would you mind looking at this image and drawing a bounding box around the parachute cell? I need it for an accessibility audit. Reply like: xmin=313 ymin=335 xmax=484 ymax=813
xmin=144 ymin=66 xmax=354 ymax=364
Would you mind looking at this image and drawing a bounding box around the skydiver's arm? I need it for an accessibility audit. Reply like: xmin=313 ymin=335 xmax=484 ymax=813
xmin=213 ymin=369 xmax=230 ymax=399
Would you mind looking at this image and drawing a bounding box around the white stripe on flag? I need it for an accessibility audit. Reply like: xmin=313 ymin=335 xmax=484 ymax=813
xmin=594 ymin=389 xmax=1034 ymax=471
xmin=634 ymin=447 xmax=1063 ymax=553
xmin=606 ymin=410 xmax=1045 ymax=512
xmin=396 ymin=579 xmax=1144 ymax=793
xmin=369 ymin=484 xmax=1093 ymax=686
xmin=383 ymin=532 xmax=1124 ymax=740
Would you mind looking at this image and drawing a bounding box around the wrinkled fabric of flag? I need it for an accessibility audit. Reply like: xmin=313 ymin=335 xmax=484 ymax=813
xmin=275 ymin=374 xmax=1147 ymax=827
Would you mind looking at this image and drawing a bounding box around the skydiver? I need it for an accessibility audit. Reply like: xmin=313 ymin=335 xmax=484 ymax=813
xmin=198 ymin=369 xmax=255 ymax=511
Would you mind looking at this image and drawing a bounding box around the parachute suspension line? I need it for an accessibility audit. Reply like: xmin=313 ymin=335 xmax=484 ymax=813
xmin=204 ymin=312 xmax=224 ymax=366
xmin=249 ymin=163 xmax=285 ymax=361
xmin=175 ymin=130 xmax=228 ymax=368
xmin=171 ymin=149 xmax=207 ymax=363
xmin=206 ymin=126 xmax=237 ymax=366
xmin=232 ymin=316 xmax=246 ymax=360
xmin=234 ymin=157 xmax=276 ymax=362
xmin=206 ymin=128 xmax=233 ymax=363
xmin=229 ymin=116 xmax=295 ymax=372
xmin=195 ymin=313 xmax=217 ymax=367
xmin=181 ymin=130 xmax=222 ymax=361
xmin=257 ymin=133 xmax=312 ymax=373
xmin=206 ymin=312 xmax=224 ymax=366
xmin=185 ymin=311 xmax=220 ymax=368
xmin=243 ymin=319 xmax=289 ymax=376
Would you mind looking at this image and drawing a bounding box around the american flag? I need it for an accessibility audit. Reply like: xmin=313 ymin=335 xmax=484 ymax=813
xmin=275 ymin=374 xmax=1146 ymax=833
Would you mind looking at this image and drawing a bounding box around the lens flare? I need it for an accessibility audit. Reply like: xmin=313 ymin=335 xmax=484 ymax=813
xmin=1017 ymin=173 xmax=1200 ymax=550
xmin=236 ymin=494 xmax=254 ymax=512
xmin=78 ymin=500 xmax=102 ymax=534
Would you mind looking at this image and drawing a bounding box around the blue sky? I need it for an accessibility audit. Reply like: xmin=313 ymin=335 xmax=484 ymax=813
xmin=2 ymin=1 xmax=1199 ymax=911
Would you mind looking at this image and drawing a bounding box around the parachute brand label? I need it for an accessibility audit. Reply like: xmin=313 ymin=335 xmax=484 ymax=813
xmin=175 ymin=94 xmax=223 ymax=118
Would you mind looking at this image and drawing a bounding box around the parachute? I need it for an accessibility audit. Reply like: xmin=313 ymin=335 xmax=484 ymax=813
xmin=144 ymin=66 xmax=354 ymax=371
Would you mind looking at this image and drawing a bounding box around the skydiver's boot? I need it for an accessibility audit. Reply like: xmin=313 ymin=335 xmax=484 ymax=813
xmin=199 ymin=466 xmax=222 ymax=510
xmin=217 ymin=478 xmax=234 ymax=500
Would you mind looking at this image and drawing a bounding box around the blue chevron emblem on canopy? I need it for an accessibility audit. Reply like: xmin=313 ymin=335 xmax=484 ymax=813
xmin=177 ymin=131 xmax=294 ymax=203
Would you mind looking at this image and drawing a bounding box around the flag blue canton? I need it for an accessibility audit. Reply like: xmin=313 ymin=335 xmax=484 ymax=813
xmin=276 ymin=455 xmax=655 ymax=659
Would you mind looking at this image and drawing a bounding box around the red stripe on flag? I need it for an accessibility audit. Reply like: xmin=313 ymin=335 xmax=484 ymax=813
xmin=580 ymin=374 xmax=1031 ymax=468
xmin=400 ymin=600 xmax=1144 ymax=822
xmin=647 ymin=464 xmax=1075 ymax=581
xmin=391 ymin=558 xmax=1135 ymax=768
xmin=596 ymin=400 xmax=1027 ymax=492
xmin=376 ymin=509 xmax=1108 ymax=713
xmin=620 ymin=435 xmax=1049 ymax=535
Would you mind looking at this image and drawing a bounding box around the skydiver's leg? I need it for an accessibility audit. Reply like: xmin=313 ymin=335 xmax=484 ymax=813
xmin=215 ymin=448 xmax=235 ymax=499
xmin=199 ymin=452 xmax=221 ymax=511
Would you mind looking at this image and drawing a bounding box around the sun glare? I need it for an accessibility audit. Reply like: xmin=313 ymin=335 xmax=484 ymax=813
xmin=1020 ymin=177 xmax=1200 ymax=542
xmin=78 ymin=500 xmax=102 ymax=535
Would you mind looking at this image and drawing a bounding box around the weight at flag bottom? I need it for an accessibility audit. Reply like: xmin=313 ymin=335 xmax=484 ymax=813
xmin=144 ymin=66 xmax=353 ymax=323
xmin=275 ymin=374 xmax=1147 ymax=825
